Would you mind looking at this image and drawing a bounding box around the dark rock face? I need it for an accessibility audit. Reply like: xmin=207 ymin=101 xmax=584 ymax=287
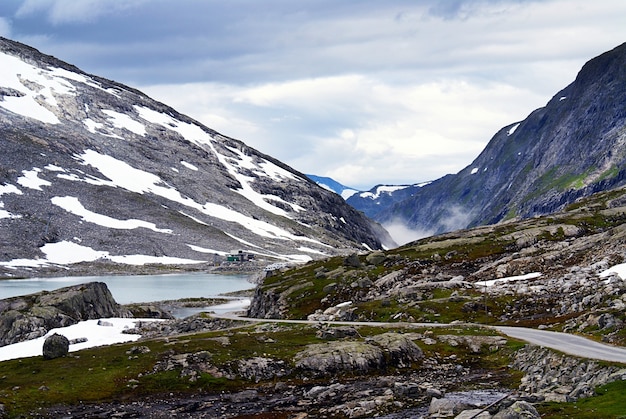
xmin=0 ymin=282 xmax=128 ymax=347
xmin=42 ymin=333 xmax=69 ymax=359
xmin=377 ymin=42 xmax=626 ymax=236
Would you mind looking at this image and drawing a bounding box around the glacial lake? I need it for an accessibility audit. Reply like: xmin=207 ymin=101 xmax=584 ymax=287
xmin=0 ymin=273 xmax=254 ymax=305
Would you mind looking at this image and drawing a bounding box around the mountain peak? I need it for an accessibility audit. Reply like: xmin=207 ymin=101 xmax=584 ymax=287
xmin=375 ymin=42 xmax=626 ymax=234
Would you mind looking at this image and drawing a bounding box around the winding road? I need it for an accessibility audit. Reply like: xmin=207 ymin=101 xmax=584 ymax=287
xmin=211 ymin=311 xmax=626 ymax=364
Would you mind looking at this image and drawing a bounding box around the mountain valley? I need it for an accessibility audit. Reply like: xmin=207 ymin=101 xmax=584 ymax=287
xmin=1 ymin=36 xmax=626 ymax=419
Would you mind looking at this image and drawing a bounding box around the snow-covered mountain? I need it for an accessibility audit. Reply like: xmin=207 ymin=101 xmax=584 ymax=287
xmin=306 ymin=175 xmax=358 ymax=199
xmin=306 ymin=174 xmax=432 ymax=220
xmin=0 ymin=37 xmax=393 ymax=277
xmin=346 ymin=182 xmax=431 ymax=219
xmin=377 ymin=42 xmax=626 ymax=235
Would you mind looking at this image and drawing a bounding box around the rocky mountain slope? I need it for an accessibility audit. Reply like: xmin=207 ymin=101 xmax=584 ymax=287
xmin=0 ymin=37 xmax=393 ymax=278
xmin=377 ymin=42 xmax=626 ymax=235
xmin=249 ymin=183 xmax=626 ymax=347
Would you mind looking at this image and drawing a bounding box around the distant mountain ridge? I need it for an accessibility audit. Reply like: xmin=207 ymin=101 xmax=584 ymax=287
xmin=307 ymin=174 xmax=431 ymax=221
xmin=0 ymin=37 xmax=393 ymax=277
xmin=375 ymin=42 xmax=626 ymax=235
xmin=346 ymin=182 xmax=431 ymax=220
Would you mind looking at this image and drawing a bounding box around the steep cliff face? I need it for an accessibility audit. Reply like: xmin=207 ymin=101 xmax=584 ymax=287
xmin=378 ymin=42 xmax=626 ymax=234
xmin=0 ymin=37 xmax=393 ymax=277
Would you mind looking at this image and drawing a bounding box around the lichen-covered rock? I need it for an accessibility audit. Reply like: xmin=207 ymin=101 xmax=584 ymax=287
xmin=367 ymin=332 xmax=423 ymax=366
xmin=295 ymin=340 xmax=384 ymax=376
xmin=42 ymin=333 xmax=69 ymax=360
xmin=492 ymin=401 xmax=540 ymax=419
xmin=428 ymin=397 xmax=470 ymax=418
xmin=237 ymin=357 xmax=291 ymax=382
xmin=294 ymin=334 xmax=423 ymax=376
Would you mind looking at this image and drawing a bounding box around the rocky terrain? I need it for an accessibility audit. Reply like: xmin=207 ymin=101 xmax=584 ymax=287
xmin=2 ymin=186 xmax=626 ymax=417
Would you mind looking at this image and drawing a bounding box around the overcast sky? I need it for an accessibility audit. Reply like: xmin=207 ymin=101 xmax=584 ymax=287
xmin=1 ymin=0 xmax=625 ymax=190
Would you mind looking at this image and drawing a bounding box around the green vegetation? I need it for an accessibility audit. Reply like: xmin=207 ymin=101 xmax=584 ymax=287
xmin=0 ymin=323 xmax=523 ymax=416
xmin=538 ymin=380 xmax=626 ymax=418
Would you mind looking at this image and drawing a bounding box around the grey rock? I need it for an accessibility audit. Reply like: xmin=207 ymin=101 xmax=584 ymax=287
xmin=295 ymin=340 xmax=384 ymax=376
xmin=0 ymin=282 xmax=128 ymax=347
xmin=428 ymin=397 xmax=470 ymax=418
xmin=42 ymin=333 xmax=69 ymax=359
xmin=492 ymin=401 xmax=540 ymax=419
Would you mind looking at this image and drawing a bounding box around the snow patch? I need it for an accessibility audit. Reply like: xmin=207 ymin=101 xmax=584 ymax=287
xmin=507 ymin=123 xmax=520 ymax=136
xmin=102 ymin=109 xmax=146 ymax=136
xmin=0 ymin=318 xmax=163 ymax=362
xmin=83 ymin=118 xmax=104 ymax=134
xmin=360 ymin=185 xmax=409 ymax=200
xmin=0 ymin=240 xmax=203 ymax=269
xmin=475 ymin=272 xmax=542 ymax=287
xmin=187 ymin=244 xmax=227 ymax=256
xmin=181 ymin=161 xmax=198 ymax=171
xmin=17 ymin=168 xmax=51 ymax=190
xmin=51 ymin=196 xmax=172 ymax=233
xmin=599 ymin=263 xmax=626 ymax=280
xmin=0 ymin=183 xmax=22 ymax=196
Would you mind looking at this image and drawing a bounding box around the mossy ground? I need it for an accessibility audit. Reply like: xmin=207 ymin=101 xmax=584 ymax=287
xmin=0 ymin=323 xmax=522 ymax=416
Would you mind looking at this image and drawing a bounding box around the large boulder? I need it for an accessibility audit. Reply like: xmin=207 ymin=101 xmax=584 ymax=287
xmin=294 ymin=333 xmax=423 ymax=376
xmin=42 ymin=333 xmax=69 ymax=360
xmin=295 ymin=340 xmax=384 ymax=376
xmin=0 ymin=282 xmax=129 ymax=347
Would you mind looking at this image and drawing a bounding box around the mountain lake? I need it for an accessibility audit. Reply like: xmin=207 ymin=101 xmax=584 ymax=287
xmin=0 ymin=273 xmax=254 ymax=317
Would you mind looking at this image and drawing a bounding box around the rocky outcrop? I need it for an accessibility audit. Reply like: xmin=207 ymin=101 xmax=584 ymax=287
xmin=0 ymin=281 xmax=129 ymax=347
xmin=294 ymin=332 xmax=423 ymax=377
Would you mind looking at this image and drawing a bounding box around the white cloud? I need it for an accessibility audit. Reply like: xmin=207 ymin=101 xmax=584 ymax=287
xmin=8 ymin=0 xmax=626 ymax=190
xmin=142 ymin=75 xmax=544 ymax=189
xmin=16 ymin=0 xmax=146 ymax=25
xmin=0 ymin=17 xmax=11 ymax=37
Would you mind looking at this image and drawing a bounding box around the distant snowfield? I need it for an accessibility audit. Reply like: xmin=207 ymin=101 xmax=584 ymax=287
xmin=360 ymin=185 xmax=408 ymax=200
xmin=52 ymin=196 xmax=173 ymax=233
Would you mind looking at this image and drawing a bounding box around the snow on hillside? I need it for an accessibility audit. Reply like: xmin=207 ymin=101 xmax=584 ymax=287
xmin=0 ymin=318 xmax=159 ymax=362
xmin=359 ymin=185 xmax=409 ymax=200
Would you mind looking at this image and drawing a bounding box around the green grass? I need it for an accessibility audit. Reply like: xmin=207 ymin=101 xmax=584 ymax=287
xmin=538 ymin=380 xmax=626 ymax=418
xmin=0 ymin=323 xmax=526 ymax=416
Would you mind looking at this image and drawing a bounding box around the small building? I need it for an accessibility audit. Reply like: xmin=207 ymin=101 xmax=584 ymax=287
xmin=226 ymin=250 xmax=255 ymax=262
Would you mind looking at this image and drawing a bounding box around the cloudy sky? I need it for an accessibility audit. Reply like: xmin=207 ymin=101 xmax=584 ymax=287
xmin=1 ymin=0 xmax=625 ymax=190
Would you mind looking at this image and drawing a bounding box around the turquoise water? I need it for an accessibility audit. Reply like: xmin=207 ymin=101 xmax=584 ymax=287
xmin=0 ymin=273 xmax=254 ymax=304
